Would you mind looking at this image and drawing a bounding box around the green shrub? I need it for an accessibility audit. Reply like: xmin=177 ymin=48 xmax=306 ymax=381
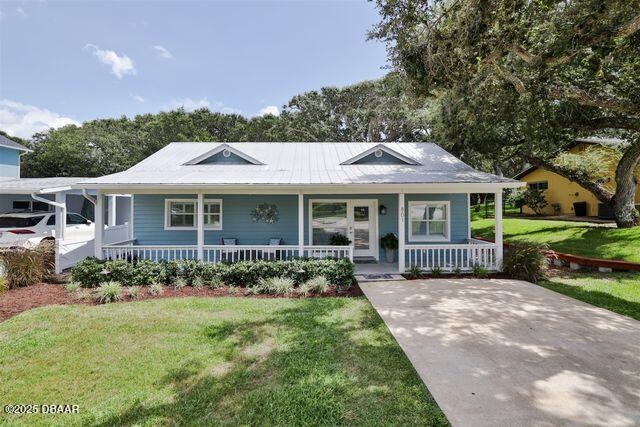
xmin=0 ymin=277 xmax=7 ymax=294
xmin=104 ymin=260 xmax=134 ymax=284
xmin=132 ymin=260 xmax=161 ymax=285
xmin=192 ymin=276 xmax=205 ymax=290
xmin=156 ymin=260 xmax=180 ymax=285
xmin=407 ymin=265 xmax=422 ymax=279
xmin=65 ymin=282 xmax=81 ymax=293
xmin=174 ymin=276 xmax=187 ymax=290
xmin=96 ymin=281 xmax=123 ymax=304
xmin=300 ymin=276 xmax=330 ymax=296
xmin=380 ymin=233 xmax=398 ymax=250
xmin=71 ymin=257 xmax=107 ymax=288
xmin=502 ymin=241 xmax=548 ymax=283
xmin=128 ymin=286 xmax=140 ymax=299
xmin=208 ymin=277 xmax=224 ymax=289
xmin=472 ymin=265 xmax=489 ymax=278
xmin=0 ymin=247 xmax=47 ymax=288
xmin=453 ymin=267 xmax=462 ymax=275
xmin=431 ymin=266 xmax=442 ymax=276
xmin=149 ymin=283 xmax=163 ymax=296
xmin=250 ymin=277 xmax=295 ymax=295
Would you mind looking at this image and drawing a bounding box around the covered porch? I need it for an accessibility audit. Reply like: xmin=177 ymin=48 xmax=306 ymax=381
xmin=92 ymin=187 xmax=505 ymax=274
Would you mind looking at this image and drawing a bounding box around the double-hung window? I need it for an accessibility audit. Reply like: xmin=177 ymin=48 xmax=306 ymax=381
xmin=165 ymin=199 xmax=223 ymax=230
xmin=408 ymin=201 xmax=450 ymax=241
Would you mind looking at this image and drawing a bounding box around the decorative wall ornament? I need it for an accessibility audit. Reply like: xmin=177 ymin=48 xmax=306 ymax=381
xmin=251 ymin=203 xmax=279 ymax=224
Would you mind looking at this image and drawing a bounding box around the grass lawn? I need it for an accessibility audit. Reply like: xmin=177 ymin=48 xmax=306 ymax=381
xmin=0 ymin=297 xmax=447 ymax=426
xmin=472 ymin=217 xmax=640 ymax=262
xmin=540 ymin=270 xmax=640 ymax=321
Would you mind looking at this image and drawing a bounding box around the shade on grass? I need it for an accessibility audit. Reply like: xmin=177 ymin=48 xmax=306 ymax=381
xmin=0 ymin=297 xmax=448 ymax=426
xmin=540 ymin=270 xmax=640 ymax=321
xmin=472 ymin=218 xmax=640 ymax=262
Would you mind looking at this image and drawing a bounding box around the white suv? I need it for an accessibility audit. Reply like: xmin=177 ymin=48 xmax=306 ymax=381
xmin=0 ymin=211 xmax=94 ymax=248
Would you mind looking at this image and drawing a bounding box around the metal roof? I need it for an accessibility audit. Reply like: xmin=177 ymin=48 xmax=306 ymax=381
xmin=0 ymin=135 xmax=31 ymax=152
xmin=0 ymin=177 xmax=89 ymax=194
xmin=78 ymin=142 xmax=521 ymax=188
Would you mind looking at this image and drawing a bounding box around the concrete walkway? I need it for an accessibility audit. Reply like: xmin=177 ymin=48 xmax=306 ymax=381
xmin=360 ymin=279 xmax=640 ymax=427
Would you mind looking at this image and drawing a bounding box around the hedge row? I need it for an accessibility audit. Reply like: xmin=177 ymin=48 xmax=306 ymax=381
xmin=71 ymin=257 xmax=355 ymax=288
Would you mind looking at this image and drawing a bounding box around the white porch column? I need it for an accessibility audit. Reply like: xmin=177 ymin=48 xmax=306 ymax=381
xmin=298 ymin=192 xmax=304 ymax=257
xmin=94 ymin=191 xmax=104 ymax=259
xmin=398 ymin=193 xmax=405 ymax=273
xmin=197 ymin=192 xmax=204 ymax=260
xmin=108 ymin=195 xmax=117 ymax=226
xmin=54 ymin=192 xmax=67 ymax=241
xmin=495 ymin=190 xmax=504 ymax=270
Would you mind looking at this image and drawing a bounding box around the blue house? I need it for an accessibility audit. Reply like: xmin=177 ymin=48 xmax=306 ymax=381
xmin=78 ymin=142 xmax=523 ymax=273
xmin=0 ymin=134 xmax=30 ymax=179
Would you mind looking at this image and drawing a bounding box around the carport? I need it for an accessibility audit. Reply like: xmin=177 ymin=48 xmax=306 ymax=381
xmin=0 ymin=178 xmax=131 ymax=272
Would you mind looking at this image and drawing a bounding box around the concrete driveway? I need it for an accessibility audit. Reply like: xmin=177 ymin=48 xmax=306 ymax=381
xmin=360 ymin=279 xmax=640 ymax=427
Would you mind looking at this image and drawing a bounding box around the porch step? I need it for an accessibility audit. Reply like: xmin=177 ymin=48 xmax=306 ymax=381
xmin=354 ymin=256 xmax=377 ymax=264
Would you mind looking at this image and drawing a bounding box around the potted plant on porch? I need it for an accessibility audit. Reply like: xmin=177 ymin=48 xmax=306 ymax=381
xmin=380 ymin=233 xmax=398 ymax=263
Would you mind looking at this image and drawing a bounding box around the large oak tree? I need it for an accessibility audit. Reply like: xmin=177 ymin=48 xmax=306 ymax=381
xmin=371 ymin=0 xmax=640 ymax=227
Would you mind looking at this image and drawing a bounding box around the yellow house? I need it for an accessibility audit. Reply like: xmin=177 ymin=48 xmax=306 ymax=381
xmin=514 ymin=138 xmax=640 ymax=218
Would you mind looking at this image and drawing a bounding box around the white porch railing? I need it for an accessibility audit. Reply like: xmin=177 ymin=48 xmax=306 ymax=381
xmin=102 ymin=242 xmax=353 ymax=263
xmin=405 ymin=240 xmax=498 ymax=271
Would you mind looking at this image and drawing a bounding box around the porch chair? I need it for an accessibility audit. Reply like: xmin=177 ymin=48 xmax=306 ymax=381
xmin=268 ymin=238 xmax=284 ymax=260
xmin=221 ymin=238 xmax=239 ymax=262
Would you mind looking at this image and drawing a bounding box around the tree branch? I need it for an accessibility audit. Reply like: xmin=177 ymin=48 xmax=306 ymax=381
xmin=619 ymin=14 xmax=640 ymax=38
xmin=523 ymin=154 xmax=615 ymax=203
xmin=567 ymin=116 xmax=640 ymax=131
xmin=549 ymin=86 xmax=640 ymax=115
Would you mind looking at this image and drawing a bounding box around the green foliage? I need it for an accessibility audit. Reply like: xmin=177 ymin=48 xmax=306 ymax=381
xmin=453 ymin=267 xmax=462 ymax=275
xmin=71 ymin=257 xmax=107 ymax=288
xmin=371 ymin=0 xmax=640 ymax=226
xmin=72 ymin=258 xmax=355 ymax=289
xmin=380 ymin=233 xmax=398 ymax=250
xmin=0 ymin=248 xmax=47 ymax=289
xmin=430 ymin=266 xmax=442 ymax=276
xmin=192 ymin=276 xmax=205 ymax=290
xmin=128 ymin=286 xmax=140 ymax=299
xmin=208 ymin=277 xmax=224 ymax=289
xmin=328 ymin=233 xmax=351 ymax=246
xmin=502 ymin=241 xmax=548 ymax=283
xmin=407 ymin=265 xmax=422 ymax=279
xmin=0 ymin=277 xmax=7 ymax=294
xmin=507 ymin=190 xmax=526 ymax=210
xmin=299 ymin=276 xmax=330 ymax=296
xmin=472 ymin=265 xmax=489 ymax=279
xmin=149 ymin=283 xmax=164 ymax=296
xmin=522 ymin=188 xmax=549 ymax=215
xmin=250 ymin=277 xmax=295 ymax=295
xmin=96 ymin=281 xmax=123 ymax=304
xmin=21 ymin=73 xmax=430 ymax=178
xmin=173 ymin=277 xmax=188 ymax=290
xmin=65 ymin=282 xmax=81 ymax=293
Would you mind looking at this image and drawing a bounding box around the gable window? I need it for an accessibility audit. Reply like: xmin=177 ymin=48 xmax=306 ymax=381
xmin=528 ymin=181 xmax=548 ymax=191
xmin=165 ymin=199 xmax=223 ymax=230
xmin=408 ymin=201 xmax=450 ymax=241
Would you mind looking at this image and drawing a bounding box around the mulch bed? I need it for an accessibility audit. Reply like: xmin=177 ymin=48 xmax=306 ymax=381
xmin=0 ymin=281 xmax=364 ymax=323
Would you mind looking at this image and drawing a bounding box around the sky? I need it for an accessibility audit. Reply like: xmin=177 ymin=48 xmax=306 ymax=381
xmin=0 ymin=0 xmax=389 ymax=139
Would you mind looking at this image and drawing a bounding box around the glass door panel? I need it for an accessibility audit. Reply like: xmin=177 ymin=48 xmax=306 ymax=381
xmin=352 ymin=205 xmax=370 ymax=251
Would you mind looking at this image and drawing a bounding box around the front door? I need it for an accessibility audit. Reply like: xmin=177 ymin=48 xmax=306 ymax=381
xmin=310 ymin=200 xmax=378 ymax=259
xmin=349 ymin=201 xmax=376 ymax=258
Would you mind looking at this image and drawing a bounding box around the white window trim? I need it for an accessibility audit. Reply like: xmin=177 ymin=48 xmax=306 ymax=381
xmin=164 ymin=198 xmax=223 ymax=231
xmin=408 ymin=200 xmax=451 ymax=242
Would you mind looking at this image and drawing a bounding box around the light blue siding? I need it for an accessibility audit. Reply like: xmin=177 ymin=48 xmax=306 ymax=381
xmin=0 ymin=146 xmax=20 ymax=178
xmin=405 ymin=193 xmax=468 ymax=244
xmin=133 ymin=193 xmax=469 ymax=258
xmin=353 ymin=151 xmax=410 ymax=165
xmin=198 ymin=151 xmax=253 ymax=164
xmin=133 ymin=194 xmax=298 ymax=245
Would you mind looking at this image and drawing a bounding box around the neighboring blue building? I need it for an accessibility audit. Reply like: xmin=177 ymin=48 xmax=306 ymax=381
xmin=79 ymin=142 xmax=524 ymax=273
xmin=0 ymin=134 xmax=30 ymax=179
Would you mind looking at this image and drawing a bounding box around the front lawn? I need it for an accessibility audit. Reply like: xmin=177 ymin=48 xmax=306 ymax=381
xmin=539 ymin=269 xmax=640 ymax=321
xmin=0 ymin=297 xmax=447 ymax=426
xmin=472 ymin=217 xmax=640 ymax=262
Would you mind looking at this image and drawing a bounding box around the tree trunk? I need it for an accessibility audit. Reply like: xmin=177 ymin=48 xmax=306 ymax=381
xmin=612 ymin=139 xmax=640 ymax=228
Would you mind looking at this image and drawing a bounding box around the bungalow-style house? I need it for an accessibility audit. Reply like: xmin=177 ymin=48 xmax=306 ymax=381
xmin=514 ymin=137 xmax=640 ymax=218
xmin=77 ymin=142 xmax=523 ymax=273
